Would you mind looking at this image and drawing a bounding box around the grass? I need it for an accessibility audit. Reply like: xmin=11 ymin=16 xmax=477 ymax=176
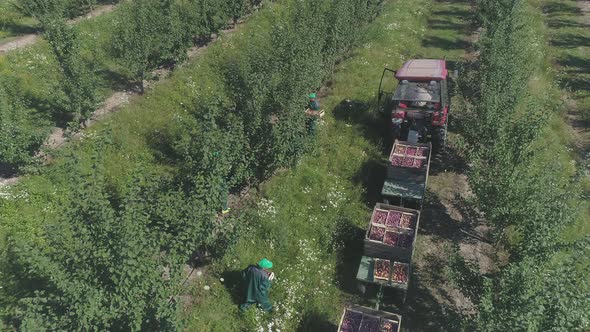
xmin=534 ymin=0 xmax=590 ymax=240
xmin=542 ymin=0 xmax=590 ymax=121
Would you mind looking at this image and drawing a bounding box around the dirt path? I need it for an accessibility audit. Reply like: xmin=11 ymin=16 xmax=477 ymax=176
xmin=0 ymin=34 xmax=39 ymax=53
xmin=398 ymin=2 xmax=499 ymax=330
xmin=0 ymin=24 xmax=240 ymax=187
xmin=0 ymin=5 xmax=115 ymax=54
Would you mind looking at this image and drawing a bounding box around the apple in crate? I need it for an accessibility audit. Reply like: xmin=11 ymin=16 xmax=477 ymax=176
xmin=385 ymin=211 xmax=401 ymax=228
xmin=373 ymin=209 xmax=388 ymax=225
xmin=380 ymin=319 xmax=399 ymax=332
xmin=359 ymin=315 xmax=380 ymax=332
xmin=374 ymin=258 xmax=391 ymax=280
xmin=392 ymin=262 xmax=409 ymax=284
xmin=369 ymin=225 xmax=386 ymax=242
xmin=340 ymin=309 xmax=362 ymax=332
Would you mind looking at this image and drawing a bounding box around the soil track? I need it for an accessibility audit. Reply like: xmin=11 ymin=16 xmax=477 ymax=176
xmin=0 ymin=5 xmax=116 ymax=54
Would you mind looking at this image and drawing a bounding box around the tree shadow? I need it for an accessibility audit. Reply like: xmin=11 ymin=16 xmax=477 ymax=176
xmin=547 ymin=18 xmax=590 ymax=29
xmin=95 ymin=68 xmax=140 ymax=93
xmin=427 ymin=144 xmax=468 ymax=177
xmin=432 ymin=9 xmax=471 ymax=18
xmin=419 ymin=189 xmax=463 ymax=241
xmin=550 ymin=34 xmax=590 ymax=48
xmin=542 ymin=1 xmax=582 ymax=15
xmin=426 ymin=18 xmax=467 ymax=31
xmin=422 ymin=36 xmax=470 ymax=51
xmin=0 ymin=163 xmax=19 ymax=178
xmin=332 ymin=99 xmax=387 ymax=150
xmin=560 ymin=77 xmax=590 ymax=92
xmin=0 ymin=22 xmax=38 ymax=37
xmin=396 ymin=265 xmax=472 ymax=331
xmin=557 ymin=54 xmax=590 ymax=74
xmin=23 ymin=92 xmax=70 ymax=128
xmin=297 ymin=310 xmax=338 ymax=332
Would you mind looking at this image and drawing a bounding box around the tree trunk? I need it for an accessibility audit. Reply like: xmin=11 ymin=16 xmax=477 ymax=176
xmin=140 ymin=70 xmax=145 ymax=94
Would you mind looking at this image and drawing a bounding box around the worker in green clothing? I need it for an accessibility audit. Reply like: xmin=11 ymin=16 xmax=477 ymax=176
xmin=305 ymin=93 xmax=324 ymax=136
xmin=239 ymin=258 xmax=275 ymax=312
xmin=308 ymin=93 xmax=321 ymax=111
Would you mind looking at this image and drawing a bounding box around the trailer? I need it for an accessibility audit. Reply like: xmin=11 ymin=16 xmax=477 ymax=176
xmin=381 ymin=140 xmax=432 ymax=210
xmin=337 ymin=305 xmax=402 ymax=332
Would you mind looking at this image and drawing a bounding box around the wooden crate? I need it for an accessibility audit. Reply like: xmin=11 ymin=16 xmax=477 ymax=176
xmin=388 ymin=140 xmax=431 ymax=173
xmin=382 ymin=140 xmax=432 ymax=209
xmin=364 ymin=203 xmax=421 ymax=262
xmin=337 ymin=305 xmax=402 ymax=332
xmin=356 ymin=256 xmax=410 ymax=291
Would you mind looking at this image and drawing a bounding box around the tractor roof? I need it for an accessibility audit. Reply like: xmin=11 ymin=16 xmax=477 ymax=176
xmin=395 ymin=59 xmax=447 ymax=81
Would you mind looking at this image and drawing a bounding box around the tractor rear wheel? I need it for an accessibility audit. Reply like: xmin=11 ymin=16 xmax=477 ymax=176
xmin=432 ymin=126 xmax=447 ymax=153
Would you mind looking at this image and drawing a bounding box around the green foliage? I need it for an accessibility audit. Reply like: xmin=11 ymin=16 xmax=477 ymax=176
xmin=43 ymin=18 xmax=100 ymax=125
xmin=4 ymin=155 xmax=180 ymax=330
xmin=455 ymin=0 xmax=590 ymax=329
xmin=111 ymin=0 xmax=189 ymax=93
xmin=477 ymin=247 xmax=590 ymax=331
xmin=15 ymin=0 xmax=100 ymax=20
xmin=0 ymin=84 xmax=48 ymax=171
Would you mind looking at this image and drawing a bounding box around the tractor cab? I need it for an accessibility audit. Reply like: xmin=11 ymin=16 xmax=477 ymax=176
xmin=378 ymin=59 xmax=452 ymax=151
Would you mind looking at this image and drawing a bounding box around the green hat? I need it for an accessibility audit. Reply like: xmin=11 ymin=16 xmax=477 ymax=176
xmin=308 ymin=93 xmax=317 ymax=99
xmin=258 ymin=258 xmax=273 ymax=269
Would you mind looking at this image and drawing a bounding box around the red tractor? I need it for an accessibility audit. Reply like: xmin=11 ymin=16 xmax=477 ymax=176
xmin=378 ymin=59 xmax=453 ymax=152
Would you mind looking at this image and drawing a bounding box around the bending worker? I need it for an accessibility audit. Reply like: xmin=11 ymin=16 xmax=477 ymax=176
xmin=240 ymin=258 xmax=275 ymax=312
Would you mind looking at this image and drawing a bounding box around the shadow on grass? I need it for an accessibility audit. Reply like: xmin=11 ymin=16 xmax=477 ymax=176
xmin=332 ymin=99 xmax=388 ymax=151
xmin=220 ymin=269 xmax=245 ymax=306
xmin=334 ymin=224 xmax=367 ymax=294
xmin=0 ymin=163 xmax=20 ymax=178
xmin=557 ymin=54 xmax=590 ymax=75
xmin=422 ymin=36 xmax=470 ymax=51
xmin=426 ymin=18 xmax=467 ymax=32
xmin=547 ymin=18 xmax=590 ymax=29
xmin=95 ymin=68 xmax=140 ymax=93
xmin=0 ymin=22 xmax=38 ymax=37
xmin=550 ymin=34 xmax=590 ymax=48
xmin=561 ymin=77 xmax=590 ymax=93
xmin=542 ymin=1 xmax=582 ymax=15
xmin=24 ymin=92 xmax=72 ymax=128
xmin=432 ymin=9 xmax=471 ymax=18
xmin=352 ymin=158 xmax=387 ymax=208
xmin=297 ymin=311 xmax=338 ymax=332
